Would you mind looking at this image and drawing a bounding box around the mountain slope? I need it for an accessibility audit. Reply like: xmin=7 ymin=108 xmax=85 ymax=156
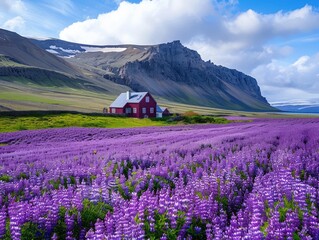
xmin=0 ymin=29 xmax=81 ymax=76
xmin=32 ymin=38 xmax=274 ymax=111
xmin=1 ymin=29 xmax=275 ymax=112
xmin=274 ymin=104 xmax=319 ymax=113
xmin=0 ymin=29 xmax=128 ymax=96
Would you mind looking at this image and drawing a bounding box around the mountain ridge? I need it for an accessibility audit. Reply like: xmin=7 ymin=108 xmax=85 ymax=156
xmin=0 ymin=28 xmax=276 ymax=112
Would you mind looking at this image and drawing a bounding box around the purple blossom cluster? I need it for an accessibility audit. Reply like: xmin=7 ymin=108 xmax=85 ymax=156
xmin=0 ymin=118 xmax=319 ymax=239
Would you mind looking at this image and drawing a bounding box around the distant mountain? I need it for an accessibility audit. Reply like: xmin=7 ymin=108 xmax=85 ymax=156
xmin=274 ymin=104 xmax=319 ymax=113
xmin=0 ymin=28 xmax=276 ymax=112
xmin=31 ymin=38 xmax=275 ymax=111
xmin=0 ymin=29 xmax=126 ymax=94
xmin=0 ymin=29 xmax=80 ymax=75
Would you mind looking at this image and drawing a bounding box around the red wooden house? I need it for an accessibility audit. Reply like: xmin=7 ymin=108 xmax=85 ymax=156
xmin=109 ymin=91 xmax=157 ymax=118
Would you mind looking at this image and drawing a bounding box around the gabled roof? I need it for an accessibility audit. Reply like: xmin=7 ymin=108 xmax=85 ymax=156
xmin=110 ymin=92 xmax=148 ymax=108
xmin=156 ymin=105 xmax=168 ymax=113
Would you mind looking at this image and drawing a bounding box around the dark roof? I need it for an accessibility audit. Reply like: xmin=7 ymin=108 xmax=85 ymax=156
xmin=156 ymin=105 xmax=168 ymax=113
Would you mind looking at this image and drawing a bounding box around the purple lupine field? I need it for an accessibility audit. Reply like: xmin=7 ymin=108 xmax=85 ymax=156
xmin=1 ymin=118 xmax=319 ymax=239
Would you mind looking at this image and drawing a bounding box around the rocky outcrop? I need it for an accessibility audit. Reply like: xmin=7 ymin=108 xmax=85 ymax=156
xmin=111 ymin=41 xmax=272 ymax=110
xmin=31 ymin=37 xmax=275 ymax=111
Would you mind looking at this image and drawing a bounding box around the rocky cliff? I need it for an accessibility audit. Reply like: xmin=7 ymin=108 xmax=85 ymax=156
xmin=100 ymin=41 xmax=272 ymax=110
xmin=31 ymin=38 xmax=274 ymax=111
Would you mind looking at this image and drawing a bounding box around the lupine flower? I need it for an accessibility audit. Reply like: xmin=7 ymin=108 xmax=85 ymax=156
xmin=0 ymin=119 xmax=319 ymax=238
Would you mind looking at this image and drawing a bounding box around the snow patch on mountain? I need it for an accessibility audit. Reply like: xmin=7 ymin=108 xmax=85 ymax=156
xmin=81 ymin=46 xmax=127 ymax=53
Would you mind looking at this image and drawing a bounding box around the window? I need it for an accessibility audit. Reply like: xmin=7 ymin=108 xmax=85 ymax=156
xmin=111 ymin=108 xmax=116 ymax=113
xmin=146 ymin=96 xmax=150 ymax=102
xmin=125 ymin=108 xmax=131 ymax=114
xmin=150 ymin=107 xmax=154 ymax=114
xmin=133 ymin=108 xmax=137 ymax=114
xmin=142 ymin=107 xmax=146 ymax=114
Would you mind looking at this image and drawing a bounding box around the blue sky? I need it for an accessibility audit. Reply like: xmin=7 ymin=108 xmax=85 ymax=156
xmin=1 ymin=0 xmax=319 ymax=104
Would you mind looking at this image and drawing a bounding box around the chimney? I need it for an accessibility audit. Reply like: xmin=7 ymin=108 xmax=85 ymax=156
xmin=126 ymin=91 xmax=131 ymax=100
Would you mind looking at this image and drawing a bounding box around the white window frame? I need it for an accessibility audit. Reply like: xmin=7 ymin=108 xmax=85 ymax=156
xmin=142 ymin=107 xmax=146 ymax=114
xmin=111 ymin=108 xmax=116 ymax=113
xmin=146 ymin=96 xmax=150 ymax=103
xmin=150 ymin=107 xmax=154 ymax=114
xmin=133 ymin=108 xmax=137 ymax=114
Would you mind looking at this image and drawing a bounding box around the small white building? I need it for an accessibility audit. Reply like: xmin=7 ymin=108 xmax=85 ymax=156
xmin=156 ymin=105 xmax=170 ymax=118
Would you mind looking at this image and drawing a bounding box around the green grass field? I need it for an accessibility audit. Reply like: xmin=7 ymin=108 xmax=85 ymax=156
xmin=0 ymin=79 xmax=274 ymax=115
xmin=0 ymin=111 xmax=231 ymax=133
xmin=0 ymin=113 xmax=167 ymax=133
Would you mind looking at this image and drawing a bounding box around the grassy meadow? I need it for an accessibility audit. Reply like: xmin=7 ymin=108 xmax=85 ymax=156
xmin=0 ymin=113 xmax=166 ymax=133
xmin=0 ymin=111 xmax=231 ymax=133
xmin=0 ymin=79 xmax=276 ymax=116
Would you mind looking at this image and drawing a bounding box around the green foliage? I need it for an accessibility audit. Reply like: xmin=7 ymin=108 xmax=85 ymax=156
xmin=81 ymin=199 xmax=113 ymax=229
xmin=156 ymin=113 xmax=229 ymax=125
xmin=121 ymin=160 xmax=133 ymax=180
xmin=260 ymin=221 xmax=269 ymax=237
xmin=182 ymin=115 xmax=229 ymax=124
xmin=143 ymin=210 xmax=186 ymax=240
xmin=21 ymin=222 xmax=45 ymax=240
xmin=70 ymin=175 xmax=76 ymax=185
xmin=17 ymin=172 xmax=29 ymax=180
xmin=293 ymin=231 xmax=301 ymax=240
xmin=215 ymin=195 xmax=229 ymax=213
xmin=0 ymin=111 xmax=231 ymax=133
xmin=239 ymin=170 xmax=248 ymax=180
xmin=182 ymin=111 xmax=199 ymax=117
xmin=49 ymin=178 xmax=62 ymax=190
xmin=3 ymin=219 xmax=11 ymax=240
xmin=300 ymin=170 xmax=306 ymax=181
xmin=151 ymin=176 xmax=175 ymax=194
xmin=0 ymin=113 xmax=167 ymax=133
xmin=112 ymin=163 xmax=118 ymax=176
xmin=53 ymin=207 xmax=67 ymax=240
xmin=264 ymin=200 xmax=271 ymax=218
xmin=53 ymin=200 xmax=113 ymax=239
xmin=0 ymin=175 xmax=11 ymax=182
xmin=117 ymin=183 xmax=131 ymax=200
xmin=291 ymin=170 xmax=296 ymax=178
xmin=278 ymin=196 xmax=300 ymax=222
xmin=186 ymin=218 xmax=207 ymax=239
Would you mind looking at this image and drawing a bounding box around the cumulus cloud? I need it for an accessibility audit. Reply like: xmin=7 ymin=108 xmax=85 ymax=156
xmin=18 ymin=0 xmax=314 ymax=104
xmin=252 ymin=53 xmax=319 ymax=103
xmin=60 ymin=0 xmax=214 ymax=45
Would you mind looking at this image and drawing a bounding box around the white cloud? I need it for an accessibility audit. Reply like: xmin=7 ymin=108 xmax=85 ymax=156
xmin=252 ymin=53 xmax=319 ymax=103
xmin=2 ymin=16 xmax=25 ymax=32
xmin=60 ymin=0 xmax=214 ymax=45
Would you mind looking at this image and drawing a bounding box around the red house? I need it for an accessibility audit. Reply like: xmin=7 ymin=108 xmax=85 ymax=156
xmin=109 ymin=91 xmax=157 ymax=118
